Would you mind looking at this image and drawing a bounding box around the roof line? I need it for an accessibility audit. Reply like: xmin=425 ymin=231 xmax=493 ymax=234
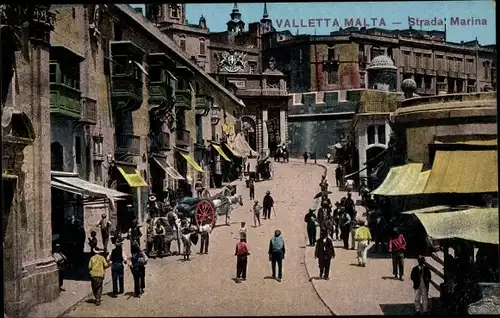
xmin=114 ymin=4 xmax=245 ymax=108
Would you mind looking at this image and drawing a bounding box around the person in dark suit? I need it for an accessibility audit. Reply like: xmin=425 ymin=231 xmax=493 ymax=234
xmin=410 ymin=255 xmax=432 ymax=314
xmin=314 ymin=230 xmax=335 ymax=280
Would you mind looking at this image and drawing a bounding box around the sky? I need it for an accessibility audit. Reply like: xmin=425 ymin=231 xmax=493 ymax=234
xmin=131 ymin=1 xmax=496 ymax=45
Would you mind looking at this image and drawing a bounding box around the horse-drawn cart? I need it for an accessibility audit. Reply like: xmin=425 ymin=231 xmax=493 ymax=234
xmin=257 ymin=156 xmax=274 ymax=180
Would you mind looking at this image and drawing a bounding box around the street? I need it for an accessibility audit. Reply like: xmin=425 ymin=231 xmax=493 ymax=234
xmin=64 ymin=161 xmax=332 ymax=317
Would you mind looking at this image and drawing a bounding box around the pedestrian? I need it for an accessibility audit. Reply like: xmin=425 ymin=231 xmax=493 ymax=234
xmin=389 ymin=228 xmax=407 ymax=281
xmin=326 ymin=152 xmax=331 ymax=163
xmin=110 ymin=225 xmax=121 ymax=245
xmin=333 ymin=202 xmax=341 ymax=240
xmin=344 ymin=192 xmax=356 ymax=219
xmin=303 ymin=151 xmax=308 ymax=164
xmin=312 ymin=151 xmax=317 ymax=164
xmin=335 ymin=166 xmax=342 ymax=187
xmin=145 ymin=218 xmax=154 ymax=257
xmin=199 ymin=220 xmax=212 ymax=254
xmin=345 ymin=179 xmax=355 ymax=193
xmin=108 ymin=238 xmax=127 ymax=297
xmin=339 ymin=209 xmax=352 ymax=249
xmin=251 ymin=200 xmax=262 ymax=227
xmin=354 ymin=219 xmax=371 ymax=267
xmin=317 ymin=200 xmax=329 ymax=232
xmin=249 ymin=178 xmax=255 ymax=200
xmin=129 ymin=219 xmax=142 ymax=252
xmin=262 ymin=190 xmax=274 ymax=220
xmin=268 ymin=230 xmax=286 ymax=282
xmin=320 ymin=176 xmax=329 ymax=192
xmin=52 ymin=244 xmax=67 ymax=291
xmin=154 ymin=220 xmax=165 ymax=257
xmin=129 ymin=242 xmax=148 ymax=298
xmin=350 ymin=217 xmax=360 ymax=250
xmin=88 ymin=231 xmax=98 ymax=256
xmin=195 ymin=176 xmax=204 ymax=197
xmin=239 ymin=221 xmax=248 ymax=241
xmin=314 ymin=230 xmax=335 ymax=280
xmin=411 ymin=255 xmax=432 ymax=315
xmin=304 ymin=208 xmax=317 ymax=246
xmin=181 ymin=227 xmax=194 ymax=260
xmin=88 ymin=247 xmax=109 ymax=306
xmin=96 ymin=214 xmax=112 ymax=253
xmin=235 ymin=237 xmax=250 ymax=281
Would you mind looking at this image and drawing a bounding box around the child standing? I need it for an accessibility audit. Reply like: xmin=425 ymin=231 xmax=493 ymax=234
xmin=251 ymin=200 xmax=262 ymax=227
xmin=239 ymin=222 xmax=248 ymax=241
xmin=88 ymin=231 xmax=98 ymax=256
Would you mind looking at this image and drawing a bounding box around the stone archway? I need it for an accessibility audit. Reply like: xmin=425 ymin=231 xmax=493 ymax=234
xmin=241 ymin=116 xmax=257 ymax=151
xmin=51 ymin=142 xmax=64 ymax=171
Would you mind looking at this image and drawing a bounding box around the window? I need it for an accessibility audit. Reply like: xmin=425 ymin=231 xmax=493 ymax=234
xmin=455 ymin=59 xmax=462 ymax=72
xmin=93 ymin=138 xmax=103 ymax=155
xmin=94 ymin=162 xmax=102 ymax=182
xmin=367 ymin=125 xmax=376 ymax=145
xmin=51 ymin=62 xmax=80 ymax=90
xmin=149 ymin=67 xmax=162 ymax=82
xmin=483 ymin=61 xmax=490 ymax=79
xmin=415 ymin=53 xmax=422 ymax=68
xmin=179 ymin=36 xmax=186 ymax=52
xmin=170 ymin=4 xmax=179 ymax=18
xmin=50 ymin=63 xmax=57 ymax=83
xmin=377 ymin=125 xmax=386 ymax=144
xmin=327 ymin=47 xmax=335 ymax=61
xmin=424 ymin=76 xmax=432 ymax=89
xmin=436 ymin=55 xmax=444 ymax=70
xmin=423 ymin=54 xmax=432 ymax=69
xmin=327 ymin=69 xmax=338 ymax=84
xmin=177 ymin=79 xmax=185 ymax=90
xmin=114 ymin=27 xmax=123 ymax=41
xmin=249 ymin=63 xmax=256 ymax=74
xmin=371 ymin=47 xmax=384 ymax=59
xmin=199 ymin=38 xmax=206 ymax=55
xmin=403 ymin=52 xmax=411 ymax=66
xmin=447 ymin=57 xmax=454 ymax=71
xmin=467 ymin=59 xmax=475 ymax=73
xmin=75 ymin=136 xmax=82 ymax=164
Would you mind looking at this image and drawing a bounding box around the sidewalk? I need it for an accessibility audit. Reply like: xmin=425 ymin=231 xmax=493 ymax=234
xmin=302 ymin=159 xmax=439 ymax=315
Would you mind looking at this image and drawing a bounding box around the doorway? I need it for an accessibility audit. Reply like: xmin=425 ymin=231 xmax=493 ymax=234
xmin=241 ymin=116 xmax=257 ymax=151
xmin=366 ymin=146 xmax=386 ymax=176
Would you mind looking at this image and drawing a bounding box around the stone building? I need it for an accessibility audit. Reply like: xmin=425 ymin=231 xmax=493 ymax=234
xmin=267 ymin=27 xmax=496 ymax=94
xmin=1 ymin=5 xmax=60 ymax=317
xmin=2 ymin=5 xmax=244 ymax=316
xmin=146 ymin=3 xmax=290 ymax=157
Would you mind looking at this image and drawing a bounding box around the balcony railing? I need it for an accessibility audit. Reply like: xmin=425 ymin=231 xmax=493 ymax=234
xmin=175 ymin=129 xmax=190 ymax=146
xmin=150 ymin=132 xmax=171 ymax=153
xmin=115 ymin=133 xmax=141 ymax=155
xmin=81 ymin=97 xmax=97 ymax=124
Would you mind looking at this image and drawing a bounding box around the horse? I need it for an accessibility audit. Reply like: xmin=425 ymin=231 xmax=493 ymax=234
xmin=212 ymin=194 xmax=243 ymax=226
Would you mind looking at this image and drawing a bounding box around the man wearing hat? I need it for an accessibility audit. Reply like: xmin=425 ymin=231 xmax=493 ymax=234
xmin=96 ymin=213 xmax=112 ymax=253
xmin=88 ymin=247 xmax=109 ymax=306
xmin=354 ymin=219 xmax=372 ymax=267
xmin=410 ymin=255 xmax=431 ymax=314
xmin=262 ymin=190 xmax=274 ymax=220
xmin=304 ymin=208 xmax=317 ymax=246
xmin=314 ymin=230 xmax=335 ymax=280
xmin=107 ymin=238 xmax=128 ymax=297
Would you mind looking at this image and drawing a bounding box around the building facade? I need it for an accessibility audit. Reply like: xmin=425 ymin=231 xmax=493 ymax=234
xmin=146 ymin=3 xmax=291 ymax=157
xmin=267 ymin=27 xmax=496 ymax=95
xmin=2 ymin=4 xmax=244 ymax=317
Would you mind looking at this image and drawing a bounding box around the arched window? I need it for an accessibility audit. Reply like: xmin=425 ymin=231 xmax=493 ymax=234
xmin=179 ymin=35 xmax=186 ymax=52
xmin=199 ymin=38 xmax=206 ymax=56
xmin=51 ymin=142 xmax=64 ymax=171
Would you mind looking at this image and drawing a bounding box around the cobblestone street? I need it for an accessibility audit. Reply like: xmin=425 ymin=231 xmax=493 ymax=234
xmin=64 ymin=161 xmax=331 ymax=317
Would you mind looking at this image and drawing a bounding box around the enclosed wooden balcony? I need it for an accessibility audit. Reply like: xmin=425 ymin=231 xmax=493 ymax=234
xmin=175 ymin=90 xmax=192 ymax=110
xmin=80 ymin=97 xmax=97 ymax=124
xmin=150 ymin=132 xmax=171 ymax=153
xmin=115 ymin=133 xmax=141 ymax=156
xmin=175 ymin=129 xmax=190 ymax=147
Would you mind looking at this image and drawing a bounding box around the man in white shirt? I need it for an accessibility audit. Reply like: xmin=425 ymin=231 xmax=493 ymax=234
xmin=199 ymin=220 xmax=212 ymax=254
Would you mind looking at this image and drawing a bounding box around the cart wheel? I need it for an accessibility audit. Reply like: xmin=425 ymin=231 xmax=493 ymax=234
xmin=201 ymin=189 xmax=211 ymax=199
xmin=194 ymin=200 xmax=215 ymax=228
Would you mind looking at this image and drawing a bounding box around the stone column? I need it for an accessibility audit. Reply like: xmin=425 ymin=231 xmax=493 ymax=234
xmin=262 ymin=109 xmax=269 ymax=157
xmin=279 ymin=109 xmax=286 ymax=146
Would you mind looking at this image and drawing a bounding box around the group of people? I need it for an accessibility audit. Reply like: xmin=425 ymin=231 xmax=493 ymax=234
xmin=249 ymin=187 xmax=275 ymax=227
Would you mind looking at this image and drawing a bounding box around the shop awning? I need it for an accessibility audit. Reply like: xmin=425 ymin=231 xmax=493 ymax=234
xmin=225 ymin=143 xmax=243 ymax=158
xmin=401 ymin=205 xmax=454 ymax=215
xmin=179 ymin=152 xmax=204 ymax=173
xmin=423 ymin=150 xmax=498 ymax=194
xmin=404 ymin=207 xmax=499 ymax=245
xmin=153 ymin=157 xmax=185 ymax=180
xmin=117 ymin=167 xmax=149 ymax=187
xmin=371 ymin=163 xmax=424 ymax=196
xmin=212 ymin=144 xmax=231 ymax=162
xmin=52 ymin=176 xmax=130 ymax=199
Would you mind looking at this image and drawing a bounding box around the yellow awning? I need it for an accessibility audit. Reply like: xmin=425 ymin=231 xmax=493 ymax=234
xmin=225 ymin=143 xmax=243 ymax=158
xmin=179 ymin=152 xmax=204 ymax=173
xmin=117 ymin=167 xmax=149 ymax=187
xmin=371 ymin=163 xmax=424 ymax=196
xmin=423 ymin=150 xmax=498 ymax=194
xmin=406 ymin=207 xmax=499 ymax=245
xmin=212 ymin=144 xmax=231 ymax=162
xmin=434 ymin=139 xmax=497 ymax=146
